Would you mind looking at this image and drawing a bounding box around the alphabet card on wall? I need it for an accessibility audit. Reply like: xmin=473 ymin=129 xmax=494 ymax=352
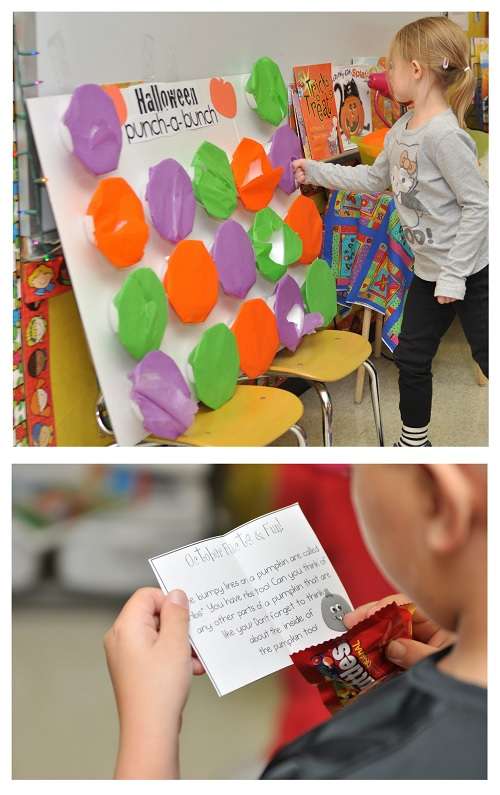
xmin=150 ymin=504 xmax=351 ymax=695
xmin=26 ymin=70 xmax=315 ymax=445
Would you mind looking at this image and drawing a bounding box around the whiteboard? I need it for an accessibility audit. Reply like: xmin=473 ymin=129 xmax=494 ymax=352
xmin=27 ymin=74 xmax=303 ymax=446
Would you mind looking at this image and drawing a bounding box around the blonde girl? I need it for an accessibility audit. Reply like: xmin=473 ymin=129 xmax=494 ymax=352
xmin=293 ymin=16 xmax=488 ymax=447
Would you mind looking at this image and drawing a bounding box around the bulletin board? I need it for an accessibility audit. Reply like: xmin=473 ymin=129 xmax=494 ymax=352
xmin=27 ymin=74 xmax=304 ymax=446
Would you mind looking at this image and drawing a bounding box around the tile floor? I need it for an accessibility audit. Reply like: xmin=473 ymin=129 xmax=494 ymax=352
xmin=273 ymin=319 xmax=488 ymax=447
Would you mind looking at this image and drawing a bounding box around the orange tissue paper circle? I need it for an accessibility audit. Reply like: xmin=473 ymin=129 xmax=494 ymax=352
xmin=164 ymin=240 xmax=219 ymax=324
xmin=284 ymin=194 xmax=323 ymax=264
xmin=231 ymin=137 xmax=284 ymax=212
xmin=210 ymin=78 xmax=237 ymax=118
xmin=232 ymin=298 xmax=280 ymax=378
xmin=87 ymin=176 xmax=149 ymax=268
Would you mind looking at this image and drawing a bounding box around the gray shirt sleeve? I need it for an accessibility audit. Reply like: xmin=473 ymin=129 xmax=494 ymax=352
xmin=303 ymin=131 xmax=392 ymax=194
xmin=432 ymin=129 xmax=489 ymax=300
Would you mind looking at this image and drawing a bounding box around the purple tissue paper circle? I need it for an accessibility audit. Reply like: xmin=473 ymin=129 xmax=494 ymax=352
xmin=211 ymin=219 xmax=257 ymax=298
xmin=63 ymin=84 xmax=122 ymax=175
xmin=145 ymin=158 xmax=196 ymax=243
xmin=129 ymin=350 xmax=198 ymax=439
xmin=269 ymin=125 xmax=302 ymax=194
xmin=274 ymin=274 xmax=323 ymax=352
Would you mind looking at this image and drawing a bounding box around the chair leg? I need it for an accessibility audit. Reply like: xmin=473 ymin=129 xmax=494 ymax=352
xmin=362 ymin=359 xmax=385 ymax=447
xmin=355 ymin=307 xmax=372 ymax=403
xmin=289 ymin=423 xmax=308 ymax=446
xmin=96 ymin=394 xmax=115 ymax=437
xmin=312 ymin=381 xmax=333 ymax=446
xmin=374 ymin=312 xmax=384 ymax=358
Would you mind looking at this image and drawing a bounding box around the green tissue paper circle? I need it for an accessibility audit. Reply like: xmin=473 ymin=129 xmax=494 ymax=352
xmin=248 ymin=207 xmax=303 ymax=282
xmin=245 ymin=57 xmax=288 ymax=126
xmin=302 ymin=257 xmax=337 ymax=328
xmin=191 ymin=141 xmax=238 ymax=219
xmin=189 ymin=323 xmax=240 ymax=409
xmin=113 ymin=267 xmax=168 ymax=359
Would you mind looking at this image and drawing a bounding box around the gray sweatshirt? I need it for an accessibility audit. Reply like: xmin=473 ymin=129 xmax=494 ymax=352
xmin=304 ymin=108 xmax=489 ymax=300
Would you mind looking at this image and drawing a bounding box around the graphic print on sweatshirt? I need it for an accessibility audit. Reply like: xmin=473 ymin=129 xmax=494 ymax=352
xmin=390 ymin=141 xmax=434 ymax=248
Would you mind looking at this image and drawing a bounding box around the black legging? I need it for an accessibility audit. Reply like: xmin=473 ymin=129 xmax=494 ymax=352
xmin=394 ymin=266 xmax=488 ymax=428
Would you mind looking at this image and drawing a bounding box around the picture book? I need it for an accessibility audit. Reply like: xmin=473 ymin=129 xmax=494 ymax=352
xmin=287 ymin=83 xmax=298 ymax=136
xmin=332 ymin=66 xmax=372 ymax=151
xmin=293 ymin=63 xmax=341 ymax=159
xmin=290 ymin=84 xmax=310 ymax=158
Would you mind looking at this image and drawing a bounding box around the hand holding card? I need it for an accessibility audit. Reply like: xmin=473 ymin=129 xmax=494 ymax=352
xmin=149 ymin=504 xmax=351 ymax=696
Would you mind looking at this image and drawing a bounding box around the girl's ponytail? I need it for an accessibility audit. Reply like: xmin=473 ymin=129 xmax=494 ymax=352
xmin=448 ymin=67 xmax=476 ymax=128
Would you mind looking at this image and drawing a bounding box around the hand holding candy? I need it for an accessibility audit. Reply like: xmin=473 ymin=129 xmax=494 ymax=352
xmin=292 ymin=601 xmax=415 ymax=714
xmin=343 ymin=593 xmax=456 ymax=669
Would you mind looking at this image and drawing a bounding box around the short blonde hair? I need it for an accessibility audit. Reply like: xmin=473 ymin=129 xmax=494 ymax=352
xmin=390 ymin=16 xmax=476 ymax=127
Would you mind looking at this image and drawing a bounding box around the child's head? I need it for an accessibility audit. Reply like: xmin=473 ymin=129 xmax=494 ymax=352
xmin=351 ymin=465 xmax=487 ymax=631
xmin=388 ymin=16 xmax=475 ymax=126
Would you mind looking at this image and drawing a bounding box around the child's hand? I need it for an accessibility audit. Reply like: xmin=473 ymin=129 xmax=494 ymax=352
xmin=292 ymin=158 xmax=308 ymax=185
xmin=104 ymin=587 xmax=204 ymax=779
xmin=436 ymin=296 xmax=458 ymax=304
xmin=343 ymin=593 xmax=455 ymax=669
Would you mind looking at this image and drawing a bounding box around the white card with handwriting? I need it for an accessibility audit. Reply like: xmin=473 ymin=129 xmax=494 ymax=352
xmin=149 ymin=504 xmax=351 ymax=695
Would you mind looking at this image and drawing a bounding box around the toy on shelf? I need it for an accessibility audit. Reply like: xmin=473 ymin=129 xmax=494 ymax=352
xmin=246 ymin=57 xmax=288 ymax=126
xmin=231 ymin=137 xmax=283 ymax=211
xmin=111 ymin=268 xmax=168 ymax=360
xmin=129 ymin=350 xmax=197 ymax=439
xmin=248 ymin=207 xmax=303 ymax=282
xmin=274 ymin=274 xmax=323 ymax=352
xmin=191 ymin=140 xmax=238 ymax=219
xmin=211 ymin=220 xmax=257 ymax=298
xmin=188 ymin=324 xmax=240 ymax=409
xmin=350 ymin=127 xmax=389 ymax=165
xmin=86 ymin=177 xmax=149 ymax=268
xmin=232 ymin=298 xmax=280 ymax=379
xmin=164 ymin=240 xmax=219 ymax=324
xmin=145 ymin=158 xmax=195 ymax=243
xmin=368 ymin=71 xmax=393 ymax=128
xmin=62 ymin=84 xmax=122 ymax=175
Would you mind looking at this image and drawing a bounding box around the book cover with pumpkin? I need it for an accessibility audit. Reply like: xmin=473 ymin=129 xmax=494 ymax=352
xmin=293 ymin=63 xmax=341 ymax=159
xmin=333 ymin=65 xmax=372 ymax=151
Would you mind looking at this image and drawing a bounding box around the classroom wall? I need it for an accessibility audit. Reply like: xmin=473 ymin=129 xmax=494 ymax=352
xmin=31 ymin=11 xmax=434 ymax=95
xmin=14 ymin=10 xmax=436 ymax=234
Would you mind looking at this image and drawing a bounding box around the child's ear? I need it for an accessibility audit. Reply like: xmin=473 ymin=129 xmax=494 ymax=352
xmin=422 ymin=465 xmax=474 ymax=554
xmin=410 ymin=59 xmax=423 ymax=80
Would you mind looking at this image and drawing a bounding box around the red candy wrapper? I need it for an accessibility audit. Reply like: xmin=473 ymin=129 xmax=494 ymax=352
xmin=291 ymin=602 xmax=415 ymax=714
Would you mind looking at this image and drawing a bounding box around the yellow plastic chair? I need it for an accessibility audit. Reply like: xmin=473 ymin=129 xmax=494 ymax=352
xmin=97 ymin=385 xmax=307 ymax=447
xmin=266 ymin=330 xmax=384 ymax=446
xmin=44 ymin=290 xmax=113 ymax=446
xmin=466 ymin=128 xmax=488 ymax=160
